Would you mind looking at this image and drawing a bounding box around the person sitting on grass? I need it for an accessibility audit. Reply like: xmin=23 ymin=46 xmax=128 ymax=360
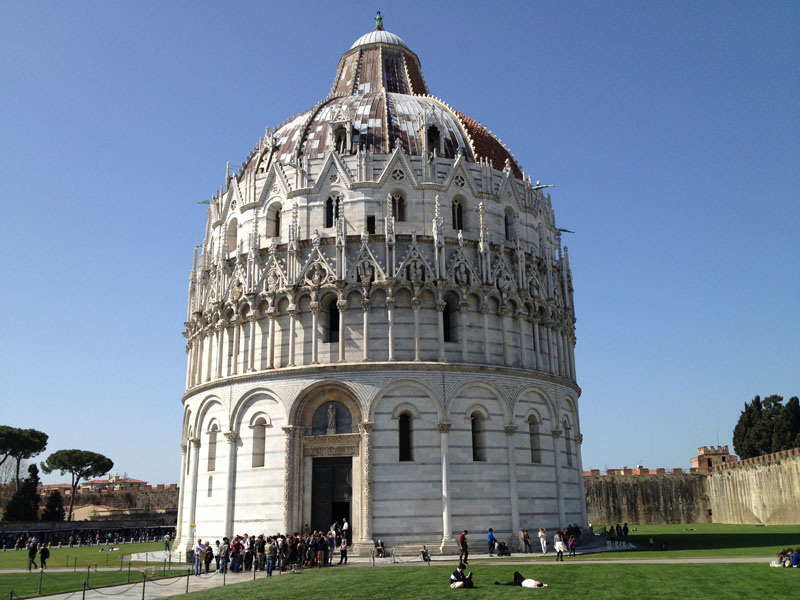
xmin=494 ymin=571 xmax=548 ymax=587
xmin=792 ymin=547 xmax=800 ymax=567
xmin=450 ymin=563 xmax=474 ymax=588
xmin=770 ymin=549 xmax=787 ymax=567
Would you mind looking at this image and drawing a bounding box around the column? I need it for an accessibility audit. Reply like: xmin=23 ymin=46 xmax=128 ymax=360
xmin=505 ymin=425 xmax=520 ymax=549
xmin=204 ymin=328 xmax=213 ymax=382
xmin=545 ymin=326 xmax=553 ymax=375
xmin=173 ymin=443 xmax=188 ymax=551
xmin=558 ymin=331 xmax=567 ymax=377
xmin=359 ymin=422 xmax=374 ymax=543
xmin=481 ymin=306 xmax=490 ymax=364
xmin=288 ymin=306 xmax=297 ymax=367
xmin=386 ymin=299 xmax=395 ymax=361
xmin=215 ymin=323 xmax=224 ymax=379
xmin=412 ymin=299 xmax=421 ymax=361
xmin=231 ymin=317 xmax=241 ymax=375
xmin=361 ymin=299 xmax=370 ymax=361
xmin=248 ymin=314 xmax=258 ymax=372
xmin=184 ymin=342 xmax=193 ymax=389
xmin=222 ymin=430 xmax=238 ymax=537
xmin=575 ymin=433 xmax=588 ymax=529
xmin=266 ymin=308 xmax=276 ymax=369
xmin=551 ymin=428 xmax=566 ymax=527
xmin=438 ymin=422 xmax=457 ymax=552
xmin=516 ymin=313 xmax=527 ymax=369
xmin=336 ymin=300 xmax=347 ymax=362
xmin=310 ymin=302 xmax=320 ymax=364
xmin=499 ymin=307 xmax=510 ymax=366
xmin=533 ymin=322 xmax=541 ymax=372
xmin=281 ymin=426 xmax=300 ymax=533
xmin=459 ymin=304 xmax=469 ymax=362
xmin=569 ymin=335 xmax=577 ymax=380
xmin=436 ymin=301 xmax=446 ymax=362
xmin=186 ymin=438 xmax=201 ymax=544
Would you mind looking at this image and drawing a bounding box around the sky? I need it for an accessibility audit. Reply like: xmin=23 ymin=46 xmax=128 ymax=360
xmin=1 ymin=0 xmax=798 ymax=484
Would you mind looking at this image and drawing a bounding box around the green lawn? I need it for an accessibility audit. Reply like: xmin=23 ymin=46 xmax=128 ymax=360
xmin=0 ymin=568 xmax=190 ymax=599
xmin=0 ymin=542 xmax=166 ymax=570
xmin=164 ymin=563 xmax=798 ymax=600
xmin=582 ymin=523 xmax=800 ymax=559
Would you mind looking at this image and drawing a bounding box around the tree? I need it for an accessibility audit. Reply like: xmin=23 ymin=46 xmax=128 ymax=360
xmin=733 ymin=394 xmax=800 ymax=459
xmin=41 ymin=450 xmax=113 ymax=522
xmin=41 ymin=490 xmax=65 ymax=522
xmin=0 ymin=427 xmax=48 ymax=490
xmin=3 ymin=464 xmax=41 ymax=522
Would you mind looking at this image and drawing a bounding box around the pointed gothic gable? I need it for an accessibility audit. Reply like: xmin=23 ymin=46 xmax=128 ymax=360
xmin=496 ymin=169 xmax=523 ymax=210
xmin=346 ymin=236 xmax=387 ymax=285
xmin=310 ymin=151 xmax=355 ymax=194
xmin=375 ymin=146 xmax=419 ymax=188
xmin=395 ymin=235 xmax=436 ymax=284
xmin=256 ymin=161 xmax=292 ymax=208
xmin=445 ymin=242 xmax=480 ymax=289
xmin=491 ymin=253 xmax=517 ymax=294
xmin=256 ymin=247 xmax=288 ymax=295
xmin=442 ymin=153 xmax=478 ymax=196
xmin=298 ymin=241 xmax=337 ymax=288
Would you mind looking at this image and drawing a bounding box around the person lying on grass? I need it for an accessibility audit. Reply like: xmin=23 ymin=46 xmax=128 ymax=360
xmin=495 ymin=571 xmax=548 ymax=588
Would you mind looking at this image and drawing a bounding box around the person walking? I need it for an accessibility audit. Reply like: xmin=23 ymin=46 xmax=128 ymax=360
xmin=523 ymin=529 xmax=532 ymax=553
xmin=553 ymin=530 xmax=566 ymax=561
xmin=459 ymin=530 xmax=469 ymax=564
xmin=27 ymin=541 xmax=38 ymax=571
xmin=338 ymin=538 xmax=348 ymax=565
xmin=39 ymin=543 xmax=50 ymax=569
xmin=192 ymin=539 xmax=205 ymax=575
xmin=487 ymin=528 xmax=497 ymax=557
xmin=163 ymin=533 xmax=171 ymax=552
xmin=265 ymin=537 xmax=276 ymax=576
xmin=538 ymin=528 xmax=547 ymax=554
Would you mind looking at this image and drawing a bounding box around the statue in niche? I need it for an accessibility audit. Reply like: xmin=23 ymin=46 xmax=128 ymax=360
xmin=410 ymin=260 xmax=423 ymax=283
xmin=497 ymin=270 xmax=513 ymax=292
xmin=231 ymin=280 xmax=243 ymax=301
xmin=455 ymin=262 xmax=470 ymax=287
xmin=267 ymin=269 xmax=280 ymax=293
xmin=357 ymin=260 xmax=373 ymax=285
xmin=310 ymin=262 xmax=326 ymax=287
xmin=327 ymin=404 xmax=337 ymax=434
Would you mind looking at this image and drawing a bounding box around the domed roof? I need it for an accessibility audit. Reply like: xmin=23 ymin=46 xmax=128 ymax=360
xmin=350 ymin=29 xmax=407 ymax=49
xmin=247 ymin=23 xmax=522 ymax=179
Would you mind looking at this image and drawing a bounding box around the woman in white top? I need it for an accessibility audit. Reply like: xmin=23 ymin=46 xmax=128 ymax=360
xmin=553 ymin=530 xmax=567 ymax=561
xmin=538 ymin=528 xmax=547 ymax=554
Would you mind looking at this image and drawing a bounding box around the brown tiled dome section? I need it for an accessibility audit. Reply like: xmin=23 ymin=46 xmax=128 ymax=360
xmin=454 ymin=110 xmax=523 ymax=179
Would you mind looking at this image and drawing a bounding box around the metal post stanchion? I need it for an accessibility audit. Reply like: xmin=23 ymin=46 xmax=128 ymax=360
xmin=128 ymin=560 xmax=132 ymax=583
xmin=38 ymin=570 xmax=43 ymax=595
xmin=186 ymin=568 xmax=190 ymax=593
xmin=86 ymin=565 xmax=90 ymax=587
xmin=81 ymin=582 xmax=86 ymax=600
xmin=120 ymin=555 xmax=123 ymax=571
xmin=74 ymin=557 xmax=77 ymax=572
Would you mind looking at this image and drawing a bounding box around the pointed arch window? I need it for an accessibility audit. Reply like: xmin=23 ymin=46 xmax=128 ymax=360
xmin=252 ymin=418 xmax=266 ymax=468
xmin=273 ymin=207 xmax=281 ymax=237
xmin=443 ymin=294 xmax=458 ymax=343
xmin=427 ymin=125 xmax=441 ymax=154
xmin=452 ymin=198 xmax=464 ymax=231
xmin=325 ymin=195 xmax=341 ymax=228
xmin=471 ymin=411 xmax=487 ymax=462
xmin=207 ymin=424 xmax=218 ymax=472
xmin=504 ymin=209 xmax=515 ymax=241
xmin=225 ymin=219 xmax=238 ymax=253
xmin=391 ymin=193 xmax=406 ymax=222
xmin=399 ymin=412 xmax=413 ymax=461
xmin=326 ymin=297 xmax=339 ymax=343
xmin=528 ymin=415 xmax=541 ymax=463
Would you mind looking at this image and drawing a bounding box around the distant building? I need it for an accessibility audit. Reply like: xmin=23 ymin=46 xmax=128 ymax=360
xmin=80 ymin=476 xmax=148 ymax=492
xmin=690 ymin=446 xmax=738 ymax=473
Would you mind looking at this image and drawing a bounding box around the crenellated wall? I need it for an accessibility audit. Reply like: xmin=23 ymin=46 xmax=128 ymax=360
xmin=705 ymin=452 xmax=800 ymax=524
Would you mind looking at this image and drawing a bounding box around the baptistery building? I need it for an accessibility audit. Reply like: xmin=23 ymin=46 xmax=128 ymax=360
xmin=175 ymin=21 xmax=585 ymax=555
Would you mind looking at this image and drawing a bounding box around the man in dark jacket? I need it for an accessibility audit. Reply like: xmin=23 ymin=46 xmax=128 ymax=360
xmin=450 ymin=564 xmax=474 ymax=588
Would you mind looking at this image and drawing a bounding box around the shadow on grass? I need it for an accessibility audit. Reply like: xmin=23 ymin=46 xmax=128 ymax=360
xmin=628 ymin=530 xmax=800 ymax=552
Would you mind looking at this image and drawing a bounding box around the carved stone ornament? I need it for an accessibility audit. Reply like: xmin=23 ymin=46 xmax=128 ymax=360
xmin=437 ymin=422 xmax=452 ymax=434
xmin=504 ymin=425 xmax=518 ymax=435
xmin=231 ymin=280 xmax=243 ymax=301
xmin=551 ymin=428 xmax=563 ymax=438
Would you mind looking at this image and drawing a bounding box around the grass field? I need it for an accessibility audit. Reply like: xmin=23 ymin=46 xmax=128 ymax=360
xmin=164 ymin=563 xmax=798 ymax=600
xmin=0 ymin=568 xmax=190 ymax=598
xmin=583 ymin=523 xmax=800 ymax=559
xmin=0 ymin=542 xmax=165 ymax=570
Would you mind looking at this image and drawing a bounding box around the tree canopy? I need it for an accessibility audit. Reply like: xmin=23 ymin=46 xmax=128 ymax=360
xmin=0 ymin=426 xmax=48 ymax=490
xmin=733 ymin=394 xmax=800 ymax=459
xmin=41 ymin=449 xmax=113 ymax=521
xmin=2 ymin=464 xmax=41 ymax=522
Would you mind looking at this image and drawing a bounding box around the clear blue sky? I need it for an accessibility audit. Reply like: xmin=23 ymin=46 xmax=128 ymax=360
xmin=1 ymin=1 xmax=798 ymax=484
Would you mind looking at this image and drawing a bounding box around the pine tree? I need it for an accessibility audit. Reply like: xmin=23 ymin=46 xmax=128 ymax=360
xmin=2 ymin=464 xmax=40 ymax=521
xmin=41 ymin=490 xmax=64 ymax=522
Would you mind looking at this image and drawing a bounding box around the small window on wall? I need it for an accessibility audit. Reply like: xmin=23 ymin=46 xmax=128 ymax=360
xmin=471 ymin=412 xmax=487 ymax=462
xmin=528 ymin=416 xmax=541 ymax=463
xmin=392 ymin=194 xmax=406 ymax=222
xmin=252 ymin=418 xmax=267 ymax=468
xmin=367 ymin=215 xmax=375 ymax=234
xmin=207 ymin=476 xmax=213 ymax=498
xmin=207 ymin=425 xmax=218 ymax=472
xmin=452 ymin=198 xmax=464 ymax=231
xmin=326 ymin=298 xmax=340 ymax=343
xmin=226 ymin=219 xmax=238 ymax=253
xmin=273 ymin=207 xmax=281 ymax=237
xmin=325 ymin=196 xmax=340 ymax=228
xmin=564 ymin=420 xmax=573 ymax=467
xmin=443 ymin=295 xmax=457 ymax=343
xmin=399 ymin=413 xmax=413 ymax=461
xmin=427 ymin=126 xmax=440 ymax=154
